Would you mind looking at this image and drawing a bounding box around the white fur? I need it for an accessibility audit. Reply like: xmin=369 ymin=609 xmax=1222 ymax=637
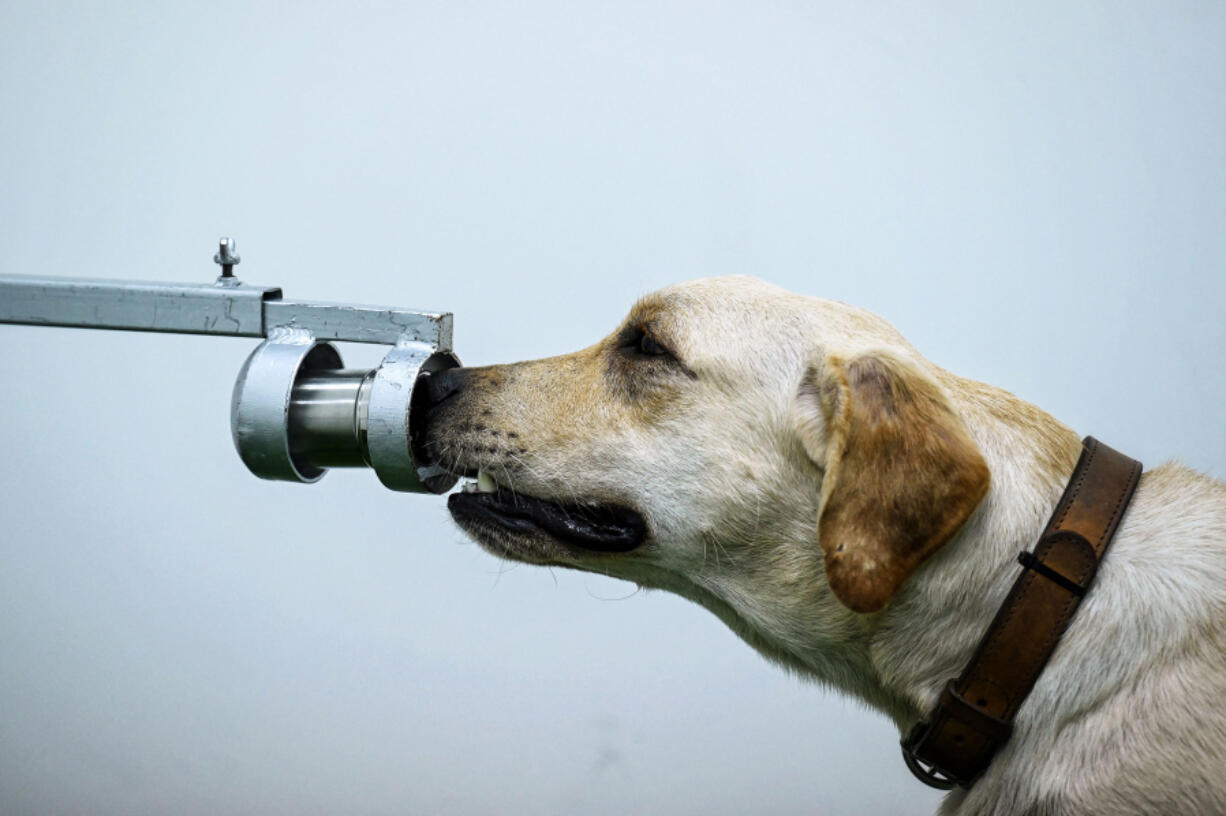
xmin=438 ymin=276 xmax=1226 ymax=815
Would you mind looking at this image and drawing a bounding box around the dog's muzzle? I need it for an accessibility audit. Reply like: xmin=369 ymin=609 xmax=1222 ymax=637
xmin=416 ymin=367 xmax=648 ymax=554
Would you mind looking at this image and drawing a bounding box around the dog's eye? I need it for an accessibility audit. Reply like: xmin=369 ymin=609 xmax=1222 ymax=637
xmin=610 ymin=324 xmax=696 ymax=386
xmin=638 ymin=333 xmax=669 ymax=356
xmin=618 ymin=326 xmax=674 ymax=360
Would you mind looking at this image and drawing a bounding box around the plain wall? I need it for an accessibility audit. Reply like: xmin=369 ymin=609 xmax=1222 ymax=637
xmin=1 ymin=2 xmax=1223 ymax=814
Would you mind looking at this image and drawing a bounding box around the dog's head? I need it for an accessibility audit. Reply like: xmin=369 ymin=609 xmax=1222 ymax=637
xmin=420 ymin=277 xmax=989 ymax=635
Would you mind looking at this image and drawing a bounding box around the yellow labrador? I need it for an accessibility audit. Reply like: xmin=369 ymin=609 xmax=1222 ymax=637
xmin=420 ymin=276 xmax=1226 ymax=816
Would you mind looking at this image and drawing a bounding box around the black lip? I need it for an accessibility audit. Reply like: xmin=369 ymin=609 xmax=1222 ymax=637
xmin=448 ymin=487 xmax=646 ymax=553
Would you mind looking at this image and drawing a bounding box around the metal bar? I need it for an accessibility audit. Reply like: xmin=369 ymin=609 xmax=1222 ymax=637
xmin=264 ymin=299 xmax=452 ymax=349
xmin=0 ymin=275 xmax=279 ymax=337
xmin=0 ymin=274 xmax=454 ymax=349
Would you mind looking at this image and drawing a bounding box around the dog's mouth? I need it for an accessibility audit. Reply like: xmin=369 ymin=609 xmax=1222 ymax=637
xmin=447 ymin=472 xmax=646 ymax=554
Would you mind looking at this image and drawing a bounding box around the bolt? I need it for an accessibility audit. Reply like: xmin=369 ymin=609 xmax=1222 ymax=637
xmin=214 ymin=237 xmax=241 ymax=278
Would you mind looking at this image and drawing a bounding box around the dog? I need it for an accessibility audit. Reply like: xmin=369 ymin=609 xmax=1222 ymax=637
xmin=419 ymin=276 xmax=1226 ymax=815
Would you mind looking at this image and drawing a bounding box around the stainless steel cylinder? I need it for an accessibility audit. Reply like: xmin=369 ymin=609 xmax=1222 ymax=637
xmin=287 ymin=369 xmax=374 ymax=469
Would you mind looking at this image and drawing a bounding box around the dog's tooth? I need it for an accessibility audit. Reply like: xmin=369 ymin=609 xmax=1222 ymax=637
xmin=461 ymin=480 xmax=479 ymax=494
xmin=477 ymin=469 xmax=498 ymax=493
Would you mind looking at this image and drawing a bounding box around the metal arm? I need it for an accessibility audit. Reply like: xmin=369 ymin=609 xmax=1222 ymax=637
xmin=0 ymin=238 xmax=459 ymax=494
xmin=0 ymin=276 xmax=452 ymax=349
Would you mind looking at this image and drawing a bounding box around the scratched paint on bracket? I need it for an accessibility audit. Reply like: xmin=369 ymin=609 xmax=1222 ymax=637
xmin=263 ymin=299 xmax=453 ymax=349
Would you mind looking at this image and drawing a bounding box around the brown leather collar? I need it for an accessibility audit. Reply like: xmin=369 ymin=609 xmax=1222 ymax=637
xmin=901 ymin=436 xmax=1143 ymax=789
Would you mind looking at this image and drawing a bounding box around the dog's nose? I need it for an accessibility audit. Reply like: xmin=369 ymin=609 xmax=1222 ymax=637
xmin=410 ymin=367 xmax=471 ymax=469
xmin=419 ymin=367 xmax=467 ymax=409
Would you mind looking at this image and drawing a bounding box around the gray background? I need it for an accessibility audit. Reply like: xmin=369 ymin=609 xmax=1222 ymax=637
xmin=1 ymin=2 xmax=1223 ymax=814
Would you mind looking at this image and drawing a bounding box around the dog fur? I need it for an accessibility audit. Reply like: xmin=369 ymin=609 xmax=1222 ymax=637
xmin=425 ymin=276 xmax=1226 ymax=815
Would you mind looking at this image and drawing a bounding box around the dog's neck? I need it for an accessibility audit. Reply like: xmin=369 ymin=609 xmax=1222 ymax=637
xmin=656 ymin=372 xmax=1083 ymax=731
xmin=862 ymin=376 xmax=1085 ymax=726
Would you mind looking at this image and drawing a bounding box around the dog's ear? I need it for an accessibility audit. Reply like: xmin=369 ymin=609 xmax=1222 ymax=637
xmin=796 ymin=351 xmax=990 ymax=613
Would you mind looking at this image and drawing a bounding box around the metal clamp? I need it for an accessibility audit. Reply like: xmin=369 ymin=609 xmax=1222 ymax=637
xmin=365 ymin=341 xmax=459 ymax=493
xmin=230 ymin=331 xmax=459 ymax=493
xmin=231 ymin=328 xmax=341 ymax=484
xmin=0 ymin=236 xmax=461 ymax=494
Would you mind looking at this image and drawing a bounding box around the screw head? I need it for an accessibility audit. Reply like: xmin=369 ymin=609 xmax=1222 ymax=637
xmin=214 ymin=236 xmax=241 ymax=268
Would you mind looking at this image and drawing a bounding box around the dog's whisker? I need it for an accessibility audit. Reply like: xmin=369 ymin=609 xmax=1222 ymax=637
xmin=587 ymin=582 xmax=642 ymax=602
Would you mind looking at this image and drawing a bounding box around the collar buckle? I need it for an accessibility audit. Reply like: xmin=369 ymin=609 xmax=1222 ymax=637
xmin=900 ymin=720 xmax=958 ymax=789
